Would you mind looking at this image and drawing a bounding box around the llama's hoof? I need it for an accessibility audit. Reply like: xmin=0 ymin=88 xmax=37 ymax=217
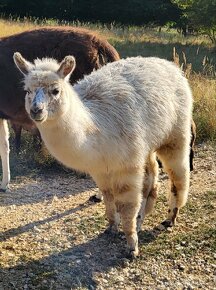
xmin=89 ymin=195 xmax=102 ymax=203
xmin=161 ymin=219 xmax=174 ymax=228
xmin=104 ymin=225 xmax=119 ymax=237
xmin=0 ymin=186 xmax=9 ymax=193
xmin=0 ymin=188 xmax=6 ymax=193
xmin=78 ymin=172 xmax=88 ymax=179
xmin=126 ymin=248 xmax=139 ymax=260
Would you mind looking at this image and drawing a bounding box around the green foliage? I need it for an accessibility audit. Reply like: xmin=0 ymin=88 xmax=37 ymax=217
xmin=188 ymin=0 xmax=216 ymax=44
xmin=173 ymin=0 xmax=216 ymax=44
xmin=0 ymin=0 xmax=182 ymax=26
xmin=1 ymin=0 xmax=215 ymax=42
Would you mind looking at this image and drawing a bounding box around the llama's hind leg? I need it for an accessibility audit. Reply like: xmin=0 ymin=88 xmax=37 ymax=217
xmin=0 ymin=119 xmax=10 ymax=191
xmin=137 ymin=153 xmax=159 ymax=232
xmin=157 ymin=143 xmax=190 ymax=227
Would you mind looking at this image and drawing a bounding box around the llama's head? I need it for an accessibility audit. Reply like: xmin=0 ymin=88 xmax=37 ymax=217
xmin=13 ymin=52 xmax=76 ymax=123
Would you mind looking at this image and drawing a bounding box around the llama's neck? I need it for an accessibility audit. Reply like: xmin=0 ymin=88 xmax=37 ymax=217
xmin=37 ymin=85 xmax=97 ymax=171
xmin=63 ymin=85 xmax=96 ymax=140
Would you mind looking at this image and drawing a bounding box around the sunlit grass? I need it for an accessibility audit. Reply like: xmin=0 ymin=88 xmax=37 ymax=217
xmin=190 ymin=75 xmax=216 ymax=142
xmin=0 ymin=18 xmax=36 ymax=37
xmin=0 ymin=17 xmax=212 ymax=46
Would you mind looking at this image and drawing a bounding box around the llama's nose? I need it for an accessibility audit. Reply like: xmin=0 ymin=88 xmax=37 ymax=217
xmin=30 ymin=103 xmax=44 ymax=114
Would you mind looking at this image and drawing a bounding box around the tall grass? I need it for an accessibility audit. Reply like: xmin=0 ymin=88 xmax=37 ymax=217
xmin=172 ymin=47 xmax=216 ymax=143
xmin=0 ymin=17 xmax=215 ymax=144
xmin=191 ymin=75 xmax=216 ymax=142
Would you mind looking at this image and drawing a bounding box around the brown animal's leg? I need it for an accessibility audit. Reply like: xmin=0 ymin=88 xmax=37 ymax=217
xmin=32 ymin=128 xmax=42 ymax=150
xmin=114 ymin=170 xmax=143 ymax=257
xmin=11 ymin=122 xmax=22 ymax=152
xmin=157 ymin=142 xmax=190 ymax=227
xmin=0 ymin=119 xmax=10 ymax=191
xmin=137 ymin=153 xmax=159 ymax=232
xmin=190 ymin=119 xmax=196 ymax=171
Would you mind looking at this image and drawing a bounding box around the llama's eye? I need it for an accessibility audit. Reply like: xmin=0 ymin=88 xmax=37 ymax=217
xmin=52 ymin=88 xmax=59 ymax=95
xmin=25 ymin=89 xmax=32 ymax=94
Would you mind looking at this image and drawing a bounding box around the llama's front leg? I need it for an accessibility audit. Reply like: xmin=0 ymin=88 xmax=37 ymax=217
xmin=137 ymin=153 xmax=159 ymax=232
xmin=103 ymin=190 xmax=120 ymax=235
xmin=92 ymin=174 xmax=119 ymax=233
xmin=115 ymin=171 xmax=143 ymax=258
xmin=0 ymin=119 xmax=10 ymax=191
xmin=117 ymin=200 xmax=140 ymax=257
xmin=138 ymin=185 xmax=158 ymax=233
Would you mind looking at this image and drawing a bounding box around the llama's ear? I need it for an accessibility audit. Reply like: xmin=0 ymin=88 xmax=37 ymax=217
xmin=57 ymin=56 xmax=76 ymax=79
xmin=13 ymin=52 xmax=33 ymax=76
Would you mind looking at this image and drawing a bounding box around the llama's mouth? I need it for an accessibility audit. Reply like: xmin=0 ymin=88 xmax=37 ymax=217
xmin=34 ymin=117 xmax=46 ymax=123
xmin=30 ymin=111 xmax=47 ymax=123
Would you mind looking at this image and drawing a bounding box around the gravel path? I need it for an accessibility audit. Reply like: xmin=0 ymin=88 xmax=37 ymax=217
xmin=0 ymin=144 xmax=215 ymax=290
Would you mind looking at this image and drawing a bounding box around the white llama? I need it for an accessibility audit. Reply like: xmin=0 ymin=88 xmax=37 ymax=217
xmin=14 ymin=53 xmax=193 ymax=257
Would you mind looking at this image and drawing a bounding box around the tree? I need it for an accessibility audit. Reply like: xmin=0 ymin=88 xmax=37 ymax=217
xmin=188 ymin=0 xmax=216 ymax=45
xmin=173 ymin=0 xmax=216 ymax=44
xmin=0 ymin=0 xmax=182 ymax=26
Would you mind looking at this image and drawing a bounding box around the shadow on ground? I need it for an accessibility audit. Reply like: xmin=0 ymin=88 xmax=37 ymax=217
xmin=0 ymin=172 xmax=96 ymax=206
xmin=0 ymin=201 xmax=93 ymax=243
xmin=0 ymin=222 xmax=164 ymax=290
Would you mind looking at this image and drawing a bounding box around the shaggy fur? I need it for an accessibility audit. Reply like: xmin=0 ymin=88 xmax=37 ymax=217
xmin=0 ymin=26 xmax=119 ymax=190
xmin=14 ymin=53 xmax=193 ymax=257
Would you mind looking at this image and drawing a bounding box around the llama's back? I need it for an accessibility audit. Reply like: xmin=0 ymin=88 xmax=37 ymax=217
xmin=75 ymin=57 xmax=193 ymax=152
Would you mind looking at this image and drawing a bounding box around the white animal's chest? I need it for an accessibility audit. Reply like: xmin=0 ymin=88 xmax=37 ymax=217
xmin=40 ymin=126 xmax=89 ymax=172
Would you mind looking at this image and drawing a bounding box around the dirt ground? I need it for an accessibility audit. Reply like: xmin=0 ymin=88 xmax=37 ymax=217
xmin=0 ymin=144 xmax=215 ymax=290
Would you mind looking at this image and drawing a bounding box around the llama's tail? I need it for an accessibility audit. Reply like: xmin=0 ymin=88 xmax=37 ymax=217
xmin=189 ymin=119 xmax=196 ymax=171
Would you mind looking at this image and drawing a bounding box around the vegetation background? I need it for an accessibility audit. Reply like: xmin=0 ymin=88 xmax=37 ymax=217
xmin=1 ymin=0 xmax=216 ymax=144
xmin=0 ymin=0 xmax=215 ymax=182
xmin=0 ymin=0 xmax=215 ymax=42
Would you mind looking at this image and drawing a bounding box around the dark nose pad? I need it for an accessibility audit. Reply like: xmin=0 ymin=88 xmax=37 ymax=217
xmin=30 ymin=103 xmax=44 ymax=114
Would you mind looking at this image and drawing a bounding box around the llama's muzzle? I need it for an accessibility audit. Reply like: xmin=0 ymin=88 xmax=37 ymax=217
xmin=30 ymin=88 xmax=46 ymax=121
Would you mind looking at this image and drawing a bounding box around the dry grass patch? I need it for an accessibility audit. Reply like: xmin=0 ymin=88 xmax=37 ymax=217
xmin=190 ymin=75 xmax=216 ymax=142
xmin=0 ymin=19 xmax=36 ymax=37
